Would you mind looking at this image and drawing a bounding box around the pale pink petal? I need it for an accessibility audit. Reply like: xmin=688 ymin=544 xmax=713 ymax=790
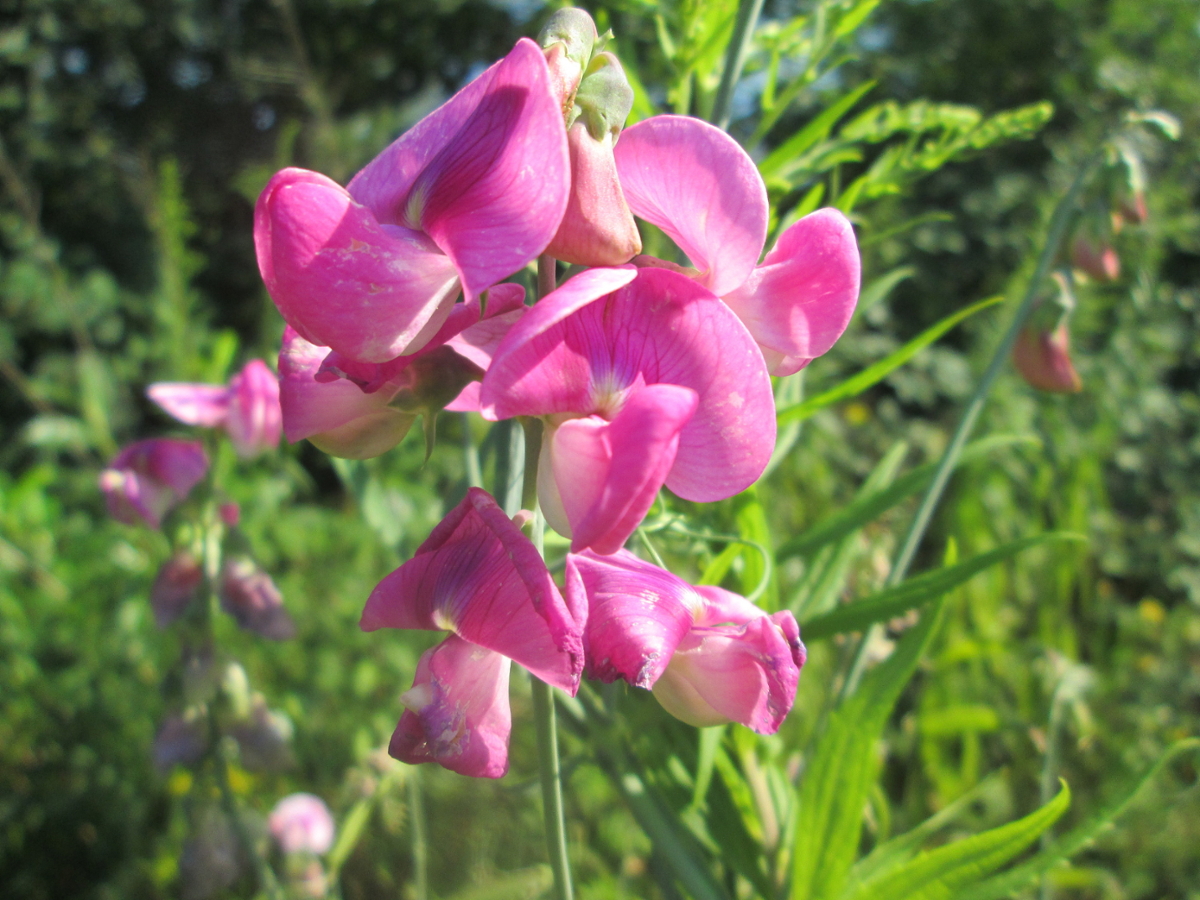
xmin=99 ymin=439 xmax=209 ymax=529
xmin=614 ymin=115 xmax=767 ymax=296
xmin=723 ymin=208 xmax=860 ymax=372
xmin=361 ymin=487 xmax=583 ymax=693
xmin=389 ymin=636 xmax=512 ymax=779
xmin=255 ymin=167 xmax=460 ymax=363
xmin=545 ymin=382 xmax=697 ymax=554
xmin=226 ymin=360 xmax=282 ymax=458
xmin=444 ymin=381 xmax=482 ymax=413
xmin=147 ymin=383 xmax=231 ymax=428
xmin=269 ymin=794 xmax=335 ymax=855
xmin=652 ymin=610 xmax=804 ymax=734
xmin=567 ymin=549 xmax=701 ymax=687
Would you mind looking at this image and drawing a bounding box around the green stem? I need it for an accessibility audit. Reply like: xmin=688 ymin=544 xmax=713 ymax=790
xmin=712 ymin=0 xmax=766 ymax=130
xmin=408 ymin=771 xmax=430 ymax=900
xmin=840 ymin=150 xmax=1105 ymax=698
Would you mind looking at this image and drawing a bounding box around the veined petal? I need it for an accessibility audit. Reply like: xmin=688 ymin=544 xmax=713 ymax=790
xmin=567 ymin=549 xmax=701 ymax=687
xmin=147 ymin=383 xmax=231 ymax=428
xmin=546 ymin=382 xmax=697 ymax=554
xmin=652 ymin=610 xmax=804 ymax=734
xmin=255 ymin=167 xmax=460 ymax=363
xmin=614 ymin=115 xmax=767 ymax=296
xmin=723 ymin=208 xmax=860 ymax=372
xmin=361 ymin=487 xmax=583 ymax=693
xmin=389 ymin=636 xmax=512 ymax=779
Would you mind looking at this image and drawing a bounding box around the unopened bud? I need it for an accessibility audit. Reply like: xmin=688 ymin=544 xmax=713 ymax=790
xmin=573 ymin=53 xmax=634 ymax=140
xmin=153 ymin=710 xmax=209 ymax=772
xmin=1013 ymin=322 xmax=1083 ymax=394
xmin=151 ymin=553 xmax=204 ymax=628
xmin=218 ymin=557 xmax=295 ymax=640
xmin=1070 ymin=236 xmax=1120 ymax=282
xmin=538 ymin=8 xmax=598 ymax=114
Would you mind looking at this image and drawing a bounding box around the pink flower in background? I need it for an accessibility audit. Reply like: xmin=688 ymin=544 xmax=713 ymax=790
xmin=480 ymin=266 xmax=775 ymax=554
xmin=361 ymin=488 xmax=584 ymax=777
xmin=150 ymin=552 xmax=204 ymax=628
xmin=99 ymin=438 xmax=209 ymax=528
xmin=219 ymin=557 xmax=295 ymax=640
xmin=567 ymin=549 xmax=805 ymax=734
xmin=1013 ymin=322 xmax=1082 ymax=393
xmin=148 ymin=359 xmax=282 ymax=459
xmin=254 ymin=39 xmax=569 ymax=364
xmin=269 ymin=793 xmax=335 ymax=855
xmin=614 ymin=115 xmax=861 ymax=375
xmin=278 ymin=283 xmax=526 ymax=459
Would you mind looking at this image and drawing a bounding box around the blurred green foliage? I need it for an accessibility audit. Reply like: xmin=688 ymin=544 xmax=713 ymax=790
xmin=1 ymin=1 xmax=1197 ymax=899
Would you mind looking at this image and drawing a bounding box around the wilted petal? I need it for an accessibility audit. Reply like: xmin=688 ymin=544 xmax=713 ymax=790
xmin=99 ymin=439 xmax=209 ymax=529
xmin=389 ymin=636 xmax=512 ymax=779
xmin=723 ymin=209 xmax=860 ymax=373
xmin=147 ymin=383 xmax=231 ymax=428
xmin=614 ymin=115 xmax=768 ymax=297
xmin=653 ymin=607 xmax=804 ymax=734
xmin=361 ymin=487 xmax=582 ymax=693
xmin=542 ymin=382 xmax=697 ymax=554
xmin=566 ymin=549 xmax=700 ymax=687
xmin=255 ymin=167 xmax=461 ymax=363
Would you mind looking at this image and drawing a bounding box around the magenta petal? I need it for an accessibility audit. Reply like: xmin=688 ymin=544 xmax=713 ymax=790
xmin=614 ymin=116 xmax=768 ymax=297
xmin=567 ymin=550 xmax=700 ymax=687
xmin=147 ymin=383 xmax=231 ymax=428
xmin=722 ymin=208 xmax=860 ymax=371
xmin=389 ymin=636 xmax=512 ymax=779
xmin=255 ymin=167 xmax=460 ymax=363
xmin=548 ymin=382 xmax=698 ymax=555
xmin=226 ymin=360 xmax=282 ymax=458
xmin=653 ymin=609 xmax=804 ymax=734
xmin=99 ymin=439 xmax=209 ymax=529
xmin=361 ymin=488 xmax=583 ymax=693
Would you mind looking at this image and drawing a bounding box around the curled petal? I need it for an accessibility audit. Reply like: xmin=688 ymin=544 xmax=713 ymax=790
xmin=389 ymin=636 xmax=512 ymax=779
xmin=566 ymin=549 xmax=701 ymax=687
xmin=723 ymin=209 xmax=860 ymax=373
xmin=652 ymin=609 xmax=804 ymax=734
xmin=541 ymin=382 xmax=698 ymax=554
xmin=615 ymin=115 xmax=768 ymax=296
xmin=361 ymin=487 xmax=583 ymax=693
xmin=147 ymin=383 xmax=230 ymax=428
xmin=255 ymin=167 xmax=460 ymax=363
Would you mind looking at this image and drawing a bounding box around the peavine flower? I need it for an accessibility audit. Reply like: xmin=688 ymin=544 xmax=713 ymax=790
xmin=567 ymin=549 xmax=805 ymax=733
xmin=148 ymin=359 xmax=282 ymax=459
xmin=480 ymin=266 xmax=775 ymax=555
xmin=278 ymin=283 xmax=526 ymax=459
xmin=613 ymin=115 xmax=861 ymax=375
xmin=218 ymin=557 xmax=295 ymax=640
xmin=254 ymin=39 xmax=569 ymax=364
xmin=150 ymin=552 xmax=204 ymax=628
xmin=1013 ymin=272 xmax=1082 ymax=393
xmin=361 ymin=488 xmax=584 ymax=778
xmin=269 ymin=794 xmax=335 ymax=856
xmin=99 ymin=438 xmax=209 ymax=529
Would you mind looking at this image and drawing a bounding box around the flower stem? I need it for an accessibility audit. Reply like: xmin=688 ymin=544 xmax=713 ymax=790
xmin=712 ymin=0 xmax=766 ymax=130
xmin=840 ymin=149 xmax=1106 ymax=698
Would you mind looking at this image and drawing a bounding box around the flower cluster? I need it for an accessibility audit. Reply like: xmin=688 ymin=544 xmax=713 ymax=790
xmin=254 ymin=9 xmax=860 ymax=777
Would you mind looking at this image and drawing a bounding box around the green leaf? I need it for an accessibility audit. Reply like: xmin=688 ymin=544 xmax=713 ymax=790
xmin=801 ymin=533 xmax=1085 ymax=640
xmin=857 ymin=265 xmax=915 ymax=311
xmin=833 ymin=0 xmax=885 ymax=37
xmin=791 ymin=601 xmax=945 ymax=900
xmin=779 ymin=435 xmax=1038 ymax=560
xmin=777 ymin=294 xmax=1003 ymax=426
xmin=956 ymin=739 xmax=1200 ymax=900
xmin=843 ymin=782 xmax=1070 ymax=900
xmin=759 ymin=81 xmax=876 ymax=180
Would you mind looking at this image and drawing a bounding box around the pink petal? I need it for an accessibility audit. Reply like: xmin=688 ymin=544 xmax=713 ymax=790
xmin=543 ymin=382 xmax=698 ymax=554
xmin=389 ymin=636 xmax=512 ymax=779
xmin=99 ymin=439 xmax=209 ymax=529
xmin=614 ymin=115 xmax=767 ymax=296
xmin=566 ymin=549 xmax=700 ymax=687
xmin=445 ymin=283 xmax=527 ymax=372
xmin=226 ymin=360 xmax=282 ymax=458
xmin=255 ymin=167 xmax=460 ymax=363
xmin=361 ymin=487 xmax=583 ymax=693
xmin=147 ymin=383 xmax=231 ymax=428
xmin=269 ymin=794 xmax=335 ymax=856
xmin=652 ymin=610 xmax=804 ymax=734
xmin=722 ymin=208 xmax=860 ymax=372
xmin=352 ymin=40 xmax=569 ymax=303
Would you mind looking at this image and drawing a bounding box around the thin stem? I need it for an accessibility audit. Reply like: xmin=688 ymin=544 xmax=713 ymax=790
xmin=712 ymin=0 xmax=766 ymax=131
xmin=532 ymin=678 xmax=574 ymax=900
xmin=840 ymin=149 xmax=1106 ymax=698
xmin=408 ymin=771 xmax=429 ymax=900
xmin=538 ymin=253 xmax=558 ymax=300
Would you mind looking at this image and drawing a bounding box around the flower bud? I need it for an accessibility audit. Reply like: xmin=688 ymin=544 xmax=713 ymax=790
xmin=153 ymin=710 xmax=209 ymax=772
xmin=1013 ymin=273 xmax=1082 ymax=394
xmin=1070 ymin=236 xmax=1120 ymax=282
xmin=99 ymin=439 xmax=209 ymax=529
xmin=1119 ymin=191 xmax=1148 ymax=226
xmin=151 ymin=552 xmax=204 ymax=628
xmin=538 ymin=7 xmax=598 ymax=114
xmin=219 ymin=502 xmax=240 ymax=527
xmin=268 ymin=793 xmax=336 ymax=855
xmin=218 ymin=557 xmax=295 ymax=640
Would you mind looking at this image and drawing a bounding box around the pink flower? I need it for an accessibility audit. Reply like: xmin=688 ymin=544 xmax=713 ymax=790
xmin=150 ymin=552 xmax=204 ymax=628
xmin=1013 ymin=322 xmax=1082 ymax=394
xmin=480 ymin=266 xmax=776 ymax=554
xmin=99 ymin=438 xmax=209 ymax=528
xmin=613 ymin=115 xmax=861 ymax=375
xmin=148 ymin=359 xmax=282 ymax=459
xmin=567 ymin=549 xmax=805 ymax=734
xmin=254 ymin=39 xmax=569 ymax=364
xmin=277 ymin=284 xmax=526 ymax=459
xmin=269 ymin=793 xmax=335 ymax=855
xmin=361 ymin=488 xmax=584 ymax=777
xmin=218 ymin=557 xmax=295 ymax=640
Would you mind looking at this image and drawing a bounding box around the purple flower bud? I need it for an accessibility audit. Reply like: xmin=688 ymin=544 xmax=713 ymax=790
xmin=218 ymin=557 xmax=295 ymax=640
xmin=153 ymin=711 xmax=208 ymax=772
xmin=269 ymin=793 xmax=335 ymax=855
xmin=99 ymin=439 xmax=208 ymax=529
xmin=150 ymin=552 xmax=203 ymax=628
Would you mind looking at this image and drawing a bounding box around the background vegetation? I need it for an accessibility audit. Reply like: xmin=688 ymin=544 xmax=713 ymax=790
xmin=1 ymin=1 xmax=1196 ymax=898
